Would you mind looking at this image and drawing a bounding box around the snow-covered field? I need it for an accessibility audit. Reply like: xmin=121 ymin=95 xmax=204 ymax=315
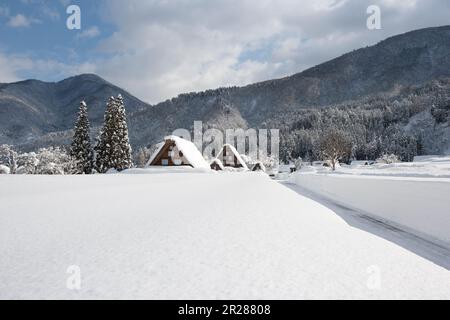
xmin=335 ymin=156 xmax=450 ymax=178
xmin=1 ymin=171 xmax=450 ymax=299
xmin=289 ymin=157 xmax=450 ymax=246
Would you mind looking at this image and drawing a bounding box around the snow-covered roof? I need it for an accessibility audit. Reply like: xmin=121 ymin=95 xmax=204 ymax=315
xmin=210 ymin=158 xmax=225 ymax=170
xmin=147 ymin=136 xmax=210 ymax=169
xmin=217 ymin=144 xmax=249 ymax=170
xmin=251 ymin=161 xmax=266 ymax=172
xmin=146 ymin=141 xmax=165 ymax=166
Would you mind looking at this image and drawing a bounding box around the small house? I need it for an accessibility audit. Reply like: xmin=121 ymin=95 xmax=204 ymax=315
xmin=217 ymin=144 xmax=249 ymax=170
xmin=210 ymin=158 xmax=224 ymax=171
xmin=147 ymin=136 xmax=210 ymax=169
xmin=251 ymin=162 xmax=266 ymax=172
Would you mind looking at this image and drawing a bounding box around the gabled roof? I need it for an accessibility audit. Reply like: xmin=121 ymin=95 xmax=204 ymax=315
xmin=251 ymin=161 xmax=266 ymax=172
xmin=217 ymin=144 xmax=249 ymax=170
xmin=210 ymin=158 xmax=224 ymax=170
xmin=146 ymin=141 xmax=165 ymax=166
xmin=147 ymin=136 xmax=210 ymax=169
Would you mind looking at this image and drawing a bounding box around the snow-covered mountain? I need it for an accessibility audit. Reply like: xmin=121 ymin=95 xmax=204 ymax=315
xmin=1 ymin=26 xmax=450 ymax=153
xmin=0 ymin=74 xmax=149 ymax=148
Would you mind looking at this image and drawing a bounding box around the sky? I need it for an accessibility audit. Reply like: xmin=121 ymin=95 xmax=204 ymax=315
xmin=0 ymin=0 xmax=449 ymax=104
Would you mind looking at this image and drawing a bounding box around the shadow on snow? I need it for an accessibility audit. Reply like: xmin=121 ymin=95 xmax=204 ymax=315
xmin=280 ymin=181 xmax=450 ymax=271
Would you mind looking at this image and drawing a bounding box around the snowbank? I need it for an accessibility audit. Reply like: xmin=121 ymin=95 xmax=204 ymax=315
xmin=122 ymin=166 xmax=213 ymax=174
xmin=289 ymin=172 xmax=450 ymax=246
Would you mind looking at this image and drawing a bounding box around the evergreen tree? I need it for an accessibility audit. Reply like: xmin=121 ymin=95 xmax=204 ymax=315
xmin=113 ymin=94 xmax=133 ymax=171
xmin=70 ymin=101 xmax=93 ymax=174
xmin=95 ymin=96 xmax=117 ymax=173
xmin=95 ymin=95 xmax=133 ymax=173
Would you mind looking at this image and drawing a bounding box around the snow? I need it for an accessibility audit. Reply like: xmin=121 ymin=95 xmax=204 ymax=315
xmin=123 ymin=166 xmax=212 ymax=174
xmin=210 ymin=158 xmax=225 ymax=170
xmin=1 ymin=172 xmax=449 ymax=299
xmin=278 ymin=162 xmax=295 ymax=172
xmin=289 ymin=171 xmax=450 ymax=246
xmin=313 ymin=156 xmax=450 ymax=178
xmin=146 ymin=141 xmax=165 ymax=166
xmin=290 ymin=157 xmax=450 ymax=246
xmin=0 ymin=164 xmax=10 ymax=174
xmin=413 ymin=155 xmax=450 ymax=163
xmin=350 ymin=160 xmax=375 ymax=166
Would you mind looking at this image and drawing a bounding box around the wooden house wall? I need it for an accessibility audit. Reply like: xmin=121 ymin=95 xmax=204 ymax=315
xmin=149 ymin=140 xmax=192 ymax=167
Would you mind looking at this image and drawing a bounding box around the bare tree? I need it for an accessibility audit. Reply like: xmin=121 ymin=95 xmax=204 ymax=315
xmin=135 ymin=147 xmax=152 ymax=168
xmin=318 ymin=128 xmax=352 ymax=170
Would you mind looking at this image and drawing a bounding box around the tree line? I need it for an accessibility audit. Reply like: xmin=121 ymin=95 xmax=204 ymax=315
xmin=277 ymin=81 xmax=450 ymax=165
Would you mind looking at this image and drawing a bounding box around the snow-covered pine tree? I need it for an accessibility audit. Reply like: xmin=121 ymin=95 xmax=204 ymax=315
xmin=95 ymin=96 xmax=117 ymax=173
xmin=70 ymin=101 xmax=93 ymax=174
xmin=113 ymin=94 xmax=133 ymax=171
xmin=94 ymin=95 xmax=133 ymax=173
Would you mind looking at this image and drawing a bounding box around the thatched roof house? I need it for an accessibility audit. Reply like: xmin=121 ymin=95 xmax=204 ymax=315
xmin=216 ymin=144 xmax=248 ymax=170
xmin=251 ymin=162 xmax=266 ymax=172
xmin=147 ymin=136 xmax=210 ymax=169
xmin=210 ymin=158 xmax=224 ymax=171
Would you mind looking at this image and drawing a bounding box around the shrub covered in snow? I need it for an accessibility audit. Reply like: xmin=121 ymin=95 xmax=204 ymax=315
xmin=0 ymin=144 xmax=18 ymax=174
xmin=294 ymin=157 xmax=303 ymax=171
xmin=16 ymin=152 xmax=39 ymax=174
xmin=16 ymin=147 xmax=76 ymax=175
xmin=0 ymin=164 xmax=10 ymax=174
xmin=239 ymin=153 xmax=278 ymax=173
xmin=376 ymin=154 xmax=401 ymax=164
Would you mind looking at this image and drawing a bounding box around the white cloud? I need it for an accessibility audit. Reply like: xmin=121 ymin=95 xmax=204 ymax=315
xmin=312 ymin=0 xmax=349 ymax=11
xmin=41 ymin=6 xmax=60 ymax=21
xmin=87 ymin=0 xmax=450 ymax=103
xmin=77 ymin=26 xmax=101 ymax=39
xmin=0 ymin=53 xmax=22 ymax=83
xmin=381 ymin=0 xmax=418 ymax=10
xmin=7 ymin=14 xmax=40 ymax=28
xmin=0 ymin=51 xmax=96 ymax=83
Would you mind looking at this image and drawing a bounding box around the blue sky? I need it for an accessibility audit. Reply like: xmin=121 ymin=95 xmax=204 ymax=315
xmin=0 ymin=0 xmax=115 ymax=80
xmin=1 ymin=0 xmax=450 ymax=103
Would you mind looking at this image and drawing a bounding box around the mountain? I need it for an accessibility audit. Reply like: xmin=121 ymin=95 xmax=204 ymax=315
xmin=1 ymin=26 xmax=449 ymax=155
xmin=128 ymin=26 xmax=450 ymax=151
xmin=0 ymin=74 xmax=149 ymax=147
